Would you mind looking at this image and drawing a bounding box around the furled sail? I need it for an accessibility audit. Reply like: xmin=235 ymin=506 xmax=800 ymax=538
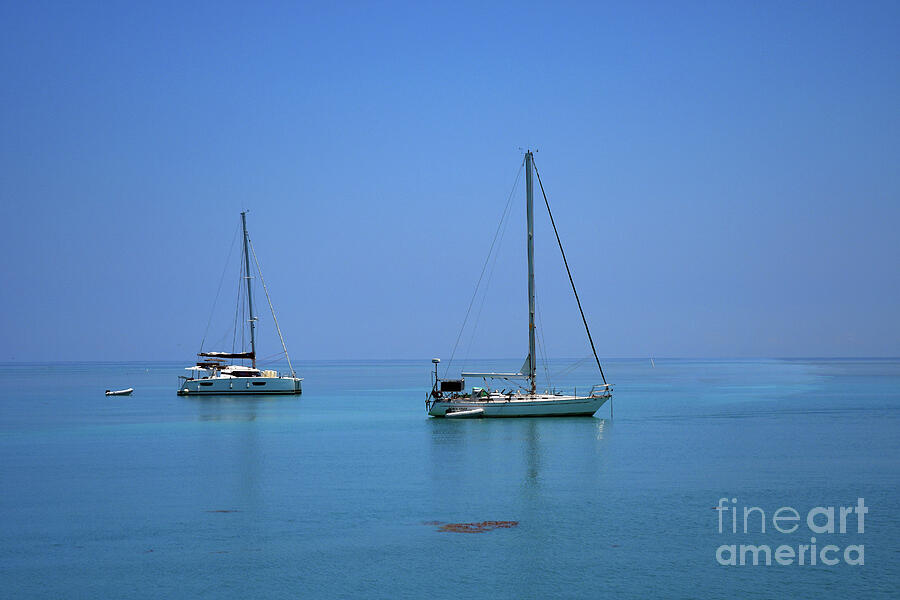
xmin=198 ymin=351 xmax=255 ymax=359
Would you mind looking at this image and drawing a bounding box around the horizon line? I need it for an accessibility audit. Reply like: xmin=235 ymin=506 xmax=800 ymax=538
xmin=1 ymin=356 xmax=899 ymax=366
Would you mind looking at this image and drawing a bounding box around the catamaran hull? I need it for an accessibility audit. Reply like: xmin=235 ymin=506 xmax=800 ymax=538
xmin=178 ymin=377 xmax=302 ymax=396
xmin=428 ymin=395 xmax=608 ymax=418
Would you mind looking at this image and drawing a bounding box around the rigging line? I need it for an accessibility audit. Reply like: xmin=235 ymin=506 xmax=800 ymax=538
xmin=241 ymin=289 xmax=247 ymax=366
xmin=256 ymin=353 xmax=285 ymax=368
xmin=257 ymin=350 xmax=286 ymax=363
xmin=450 ymin=158 xmax=523 ymax=376
xmin=460 ymin=169 xmax=520 ymax=375
xmin=207 ymin=327 xmax=233 ymax=352
xmin=231 ymin=253 xmax=243 ymax=354
xmin=567 ymin=355 xmax=592 ymax=375
xmin=553 ymin=355 xmax=592 ymax=380
xmin=200 ymin=222 xmax=241 ymax=353
xmin=240 ymin=278 xmax=246 ymax=363
xmin=532 ymin=159 xmax=607 ymax=385
xmin=445 ymin=157 xmax=525 ymax=377
xmin=234 ymin=251 xmax=247 ymax=358
xmin=535 ymin=297 xmax=552 ymax=390
xmin=247 ymin=237 xmax=296 ymax=378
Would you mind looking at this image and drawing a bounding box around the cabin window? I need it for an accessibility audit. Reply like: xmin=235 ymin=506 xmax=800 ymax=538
xmin=199 ymin=382 xmax=213 ymax=386
xmin=252 ymin=381 xmax=266 ymax=386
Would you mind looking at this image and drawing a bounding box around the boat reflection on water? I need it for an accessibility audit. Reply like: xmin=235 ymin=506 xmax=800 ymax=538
xmin=191 ymin=396 xmax=260 ymax=422
xmin=189 ymin=396 xmax=266 ymax=509
xmin=524 ymin=419 xmax=541 ymax=487
xmin=188 ymin=392 xmax=300 ymax=422
xmin=427 ymin=416 xmax=612 ymax=494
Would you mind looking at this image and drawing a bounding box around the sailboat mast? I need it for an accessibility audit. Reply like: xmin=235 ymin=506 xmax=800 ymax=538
xmin=241 ymin=211 xmax=257 ymax=369
xmin=525 ymin=151 xmax=536 ymax=394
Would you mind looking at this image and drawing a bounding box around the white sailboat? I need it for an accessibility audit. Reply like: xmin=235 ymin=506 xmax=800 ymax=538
xmin=178 ymin=212 xmax=302 ymax=396
xmin=426 ymin=151 xmax=611 ymax=418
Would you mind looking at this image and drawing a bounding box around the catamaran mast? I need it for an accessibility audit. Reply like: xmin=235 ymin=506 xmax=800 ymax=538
xmin=241 ymin=211 xmax=257 ymax=369
xmin=525 ymin=151 xmax=537 ymax=394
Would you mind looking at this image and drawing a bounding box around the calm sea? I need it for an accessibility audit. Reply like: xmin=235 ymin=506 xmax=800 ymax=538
xmin=1 ymin=359 xmax=897 ymax=598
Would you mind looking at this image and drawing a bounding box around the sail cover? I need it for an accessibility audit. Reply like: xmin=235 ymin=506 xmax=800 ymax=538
xmin=198 ymin=351 xmax=255 ymax=359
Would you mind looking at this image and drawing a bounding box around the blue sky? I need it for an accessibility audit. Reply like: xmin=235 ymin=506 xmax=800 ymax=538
xmin=1 ymin=1 xmax=898 ymax=361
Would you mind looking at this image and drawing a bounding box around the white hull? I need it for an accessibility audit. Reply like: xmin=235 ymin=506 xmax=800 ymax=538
xmin=178 ymin=376 xmax=302 ymax=396
xmin=428 ymin=393 xmax=608 ymax=418
xmin=105 ymin=388 xmax=133 ymax=396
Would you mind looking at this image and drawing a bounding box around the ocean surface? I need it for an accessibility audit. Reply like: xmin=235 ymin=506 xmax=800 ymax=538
xmin=1 ymin=359 xmax=897 ymax=598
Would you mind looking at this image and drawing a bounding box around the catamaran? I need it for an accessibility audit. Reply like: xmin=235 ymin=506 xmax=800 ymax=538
xmin=178 ymin=212 xmax=302 ymax=396
xmin=426 ymin=151 xmax=611 ymax=417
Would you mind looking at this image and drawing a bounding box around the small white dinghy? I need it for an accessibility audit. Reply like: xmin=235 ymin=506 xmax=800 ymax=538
xmin=444 ymin=407 xmax=484 ymax=419
xmin=105 ymin=388 xmax=133 ymax=396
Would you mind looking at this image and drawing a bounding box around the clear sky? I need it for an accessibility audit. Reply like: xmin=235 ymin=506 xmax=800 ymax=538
xmin=1 ymin=1 xmax=898 ymax=362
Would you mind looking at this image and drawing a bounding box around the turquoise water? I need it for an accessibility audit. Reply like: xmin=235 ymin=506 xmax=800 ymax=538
xmin=1 ymin=359 xmax=898 ymax=598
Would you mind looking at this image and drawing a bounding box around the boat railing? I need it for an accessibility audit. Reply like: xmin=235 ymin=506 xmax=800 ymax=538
xmin=590 ymin=383 xmax=613 ymax=397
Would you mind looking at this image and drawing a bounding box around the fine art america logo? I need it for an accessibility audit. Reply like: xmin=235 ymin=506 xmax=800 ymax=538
xmin=715 ymin=497 xmax=866 ymax=566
